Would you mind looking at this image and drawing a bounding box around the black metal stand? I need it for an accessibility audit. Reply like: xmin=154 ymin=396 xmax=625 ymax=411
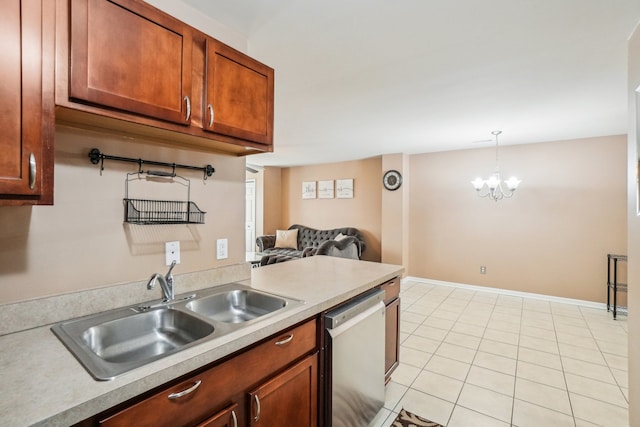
xmin=606 ymin=254 xmax=627 ymax=319
xmin=88 ymin=148 xmax=215 ymax=179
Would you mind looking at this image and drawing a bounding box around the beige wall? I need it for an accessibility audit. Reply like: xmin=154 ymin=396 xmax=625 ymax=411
xmin=272 ymin=136 xmax=626 ymax=302
xmin=0 ymin=125 xmax=246 ymax=304
xmin=280 ymin=158 xmax=382 ymax=262
xmin=627 ymin=22 xmax=640 ymax=427
xmin=381 ymin=154 xmax=410 ymax=273
xmin=409 ymin=136 xmax=627 ymax=302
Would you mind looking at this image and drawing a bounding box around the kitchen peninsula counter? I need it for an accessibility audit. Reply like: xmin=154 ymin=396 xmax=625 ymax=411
xmin=0 ymin=256 xmax=402 ymax=426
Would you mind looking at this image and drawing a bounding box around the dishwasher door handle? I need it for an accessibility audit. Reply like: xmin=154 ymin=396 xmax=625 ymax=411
xmin=327 ymin=301 xmax=385 ymax=339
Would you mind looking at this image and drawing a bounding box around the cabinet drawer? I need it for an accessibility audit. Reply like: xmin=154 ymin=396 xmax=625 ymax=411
xmin=99 ymin=318 xmax=318 ymax=427
xmin=246 ymin=317 xmax=318 ymax=379
xmin=380 ymin=277 xmax=400 ymax=303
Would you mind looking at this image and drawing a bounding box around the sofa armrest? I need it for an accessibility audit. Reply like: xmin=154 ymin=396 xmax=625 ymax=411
xmin=301 ymin=247 xmax=315 ymax=258
xmin=256 ymin=235 xmax=276 ymax=252
xmin=314 ymin=236 xmax=361 ymax=259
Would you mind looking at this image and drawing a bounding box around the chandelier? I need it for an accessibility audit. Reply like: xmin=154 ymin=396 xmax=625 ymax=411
xmin=471 ymin=131 xmax=521 ymax=201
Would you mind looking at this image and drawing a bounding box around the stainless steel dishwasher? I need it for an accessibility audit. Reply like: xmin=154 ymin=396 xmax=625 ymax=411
xmin=325 ymin=289 xmax=386 ymax=427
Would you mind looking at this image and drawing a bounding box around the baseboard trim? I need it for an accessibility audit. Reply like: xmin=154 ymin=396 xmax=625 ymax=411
xmin=401 ymin=276 xmax=607 ymax=310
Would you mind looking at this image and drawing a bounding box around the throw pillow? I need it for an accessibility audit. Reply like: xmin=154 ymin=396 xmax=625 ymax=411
xmin=275 ymin=229 xmax=298 ymax=249
xmin=334 ymin=233 xmax=347 ymax=241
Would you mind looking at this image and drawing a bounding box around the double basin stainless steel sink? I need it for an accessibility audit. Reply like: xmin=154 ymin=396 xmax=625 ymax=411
xmin=51 ymin=283 xmax=304 ymax=380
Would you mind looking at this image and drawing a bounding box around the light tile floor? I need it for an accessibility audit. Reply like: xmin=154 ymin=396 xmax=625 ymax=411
xmin=369 ymin=280 xmax=629 ymax=427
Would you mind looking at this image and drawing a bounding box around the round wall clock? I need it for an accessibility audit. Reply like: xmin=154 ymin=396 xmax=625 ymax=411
xmin=383 ymin=170 xmax=403 ymax=191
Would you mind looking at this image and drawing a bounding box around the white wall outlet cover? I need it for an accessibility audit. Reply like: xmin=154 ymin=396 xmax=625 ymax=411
xmin=216 ymin=238 xmax=228 ymax=260
xmin=166 ymin=241 xmax=181 ymax=265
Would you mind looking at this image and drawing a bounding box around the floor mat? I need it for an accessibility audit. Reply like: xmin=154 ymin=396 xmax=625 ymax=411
xmin=391 ymin=408 xmax=444 ymax=427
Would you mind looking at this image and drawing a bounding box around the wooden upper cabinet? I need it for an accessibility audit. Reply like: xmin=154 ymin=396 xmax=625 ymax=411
xmin=0 ymin=0 xmax=54 ymax=205
xmin=57 ymin=0 xmax=274 ymax=155
xmin=69 ymin=0 xmax=192 ymax=124
xmin=204 ymin=39 xmax=274 ymax=145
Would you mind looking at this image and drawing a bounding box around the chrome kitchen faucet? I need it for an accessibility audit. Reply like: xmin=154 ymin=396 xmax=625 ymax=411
xmin=147 ymin=260 xmax=177 ymax=302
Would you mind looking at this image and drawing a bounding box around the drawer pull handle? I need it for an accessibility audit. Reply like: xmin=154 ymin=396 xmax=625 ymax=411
xmin=208 ymin=103 xmax=214 ymax=127
xmin=275 ymin=334 xmax=294 ymax=346
xmin=253 ymin=394 xmax=261 ymax=422
xmin=167 ymin=380 xmax=201 ymax=399
xmin=231 ymin=410 xmax=238 ymax=427
xmin=28 ymin=153 xmax=36 ymax=190
xmin=184 ymin=95 xmax=191 ymax=121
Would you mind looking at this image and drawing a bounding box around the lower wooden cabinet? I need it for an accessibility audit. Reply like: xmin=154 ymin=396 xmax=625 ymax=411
xmin=196 ymin=403 xmax=238 ymax=427
xmin=249 ymin=354 xmax=317 ymax=427
xmin=88 ymin=318 xmax=318 ymax=427
xmin=73 ymin=281 xmax=396 ymax=427
xmin=385 ymin=297 xmax=400 ymax=378
xmin=380 ymin=277 xmax=400 ymax=381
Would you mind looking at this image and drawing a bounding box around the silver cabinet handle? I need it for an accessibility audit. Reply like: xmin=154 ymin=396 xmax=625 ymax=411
xmin=208 ymin=103 xmax=214 ymax=127
xmin=253 ymin=394 xmax=261 ymax=422
xmin=28 ymin=153 xmax=36 ymax=190
xmin=275 ymin=334 xmax=293 ymax=346
xmin=231 ymin=410 xmax=238 ymax=427
xmin=167 ymin=380 xmax=201 ymax=399
xmin=184 ymin=95 xmax=191 ymax=121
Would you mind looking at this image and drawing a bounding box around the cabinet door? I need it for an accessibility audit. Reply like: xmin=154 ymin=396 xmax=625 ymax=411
xmin=204 ymin=39 xmax=274 ymax=145
xmin=197 ymin=403 xmax=239 ymax=427
xmin=70 ymin=0 xmax=192 ymax=124
xmin=249 ymin=354 xmax=317 ymax=427
xmin=0 ymin=0 xmax=53 ymax=204
xmin=385 ymin=297 xmax=400 ymax=380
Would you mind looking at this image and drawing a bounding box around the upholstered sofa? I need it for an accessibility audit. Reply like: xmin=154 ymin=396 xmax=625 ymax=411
xmin=256 ymin=224 xmax=366 ymax=265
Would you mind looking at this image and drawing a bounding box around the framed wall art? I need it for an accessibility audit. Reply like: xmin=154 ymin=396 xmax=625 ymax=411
xmin=318 ymin=180 xmax=334 ymax=198
xmin=336 ymin=179 xmax=354 ymax=198
xmin=302 ymin=181 xmax=316 ymax=199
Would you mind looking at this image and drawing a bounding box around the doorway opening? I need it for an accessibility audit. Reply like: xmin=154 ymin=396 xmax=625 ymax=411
xmin=246 ymin=179 xmax=256 ymax=252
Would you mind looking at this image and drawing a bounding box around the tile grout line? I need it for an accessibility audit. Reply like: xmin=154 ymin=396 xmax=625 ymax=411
xmin=551 ymin=301 xmax=578 ymax=427
xmin=580 ymin=305 xmax=630 ymax=406
xmin=394 ymin=281 xmax=628 ymax=426
xmin=509 ymin=297 xmax=525 ymax=427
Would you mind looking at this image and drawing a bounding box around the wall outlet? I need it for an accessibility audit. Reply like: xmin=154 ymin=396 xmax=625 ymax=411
xmin=217 ymin=238 xmax=228 ymax=260
xmin=480 ymin=265 xmax=486 ymax=274
xmin=166 ymin=241 xmax=180 ymax=265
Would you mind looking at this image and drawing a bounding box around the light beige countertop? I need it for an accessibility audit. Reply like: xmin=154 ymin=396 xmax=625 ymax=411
xmin=0 ymin=256 xmax=402 ymax=426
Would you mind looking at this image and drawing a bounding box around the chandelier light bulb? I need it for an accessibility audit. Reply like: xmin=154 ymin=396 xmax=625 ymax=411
xmin=486 ymin=174 xmax=500 ymax=190
xmin=471 ymin=177 xmax=484 ymax=190
xmin=505 ymin=176 xmax=521 ymax=191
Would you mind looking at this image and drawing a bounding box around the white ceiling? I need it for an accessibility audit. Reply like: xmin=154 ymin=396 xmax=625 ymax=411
xmin=181 ymin=0 xmax=640 ymax=167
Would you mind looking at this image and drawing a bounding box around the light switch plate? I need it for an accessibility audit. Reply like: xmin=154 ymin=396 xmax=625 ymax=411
xmin=217 ymin=238 xmax=228 ymax=260
xmin=166 ymin=241 xmax=181 ymax=265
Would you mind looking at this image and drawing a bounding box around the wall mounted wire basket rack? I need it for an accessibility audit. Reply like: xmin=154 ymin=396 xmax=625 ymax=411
xmin=124 ymin=172 xmax=206 ymax=224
